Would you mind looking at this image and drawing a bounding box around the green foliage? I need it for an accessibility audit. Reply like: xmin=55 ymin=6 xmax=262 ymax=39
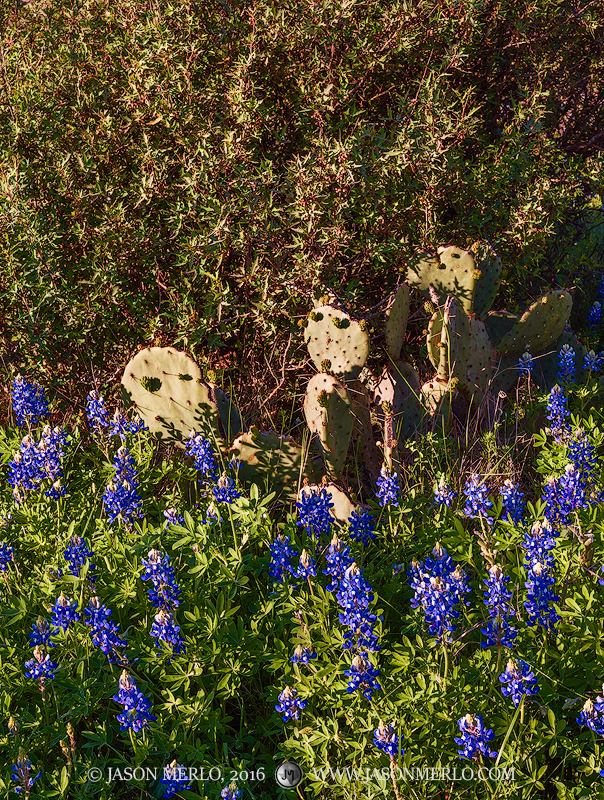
xmin=0 ymin=0 xmax=601 ymax=425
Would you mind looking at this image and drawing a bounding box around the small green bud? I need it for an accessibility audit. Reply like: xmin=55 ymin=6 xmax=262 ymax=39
xmin=423 ymin=301 xmax=435 ymax=314
xmin=140 ymin=376 xmax=154 ymax=391
xmin=320 ymin=359 xmax=332 ymax=373
xmin=317 ymin=390 xmax=329 ymax=408
xmin=332 ymin=317 xmax=344 ymax=329
xmin=359 ymin=319 xmax=368 ymax=332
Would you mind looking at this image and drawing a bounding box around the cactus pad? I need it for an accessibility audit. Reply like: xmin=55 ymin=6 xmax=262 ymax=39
xmin=485 ymin=311 xmax=519 ymax=347
xmin=421 ymin=378 xmax=456 ymax=419
xmin=121 ymin=347 xmax=238 ymax=448
xmin=406 ymin=246 xmax=476 ymax=314
xmin=304 ymin=373 xmax=353 ymax=478
xmin=532 ymin=330 xmax=587 ymax=392
xmin=373 ymin=360 xmax=424 ymax=441
xmin=463 ymin=317 xmax=493 ymax=399
xmin=495 ymin=290 xmax=572 ymax=357
xmin=304 ymin=304 xmax=369 ymax=382
xmin=427 ymin=297 xmax=469 ymax=386
xmin=471 ymin=241 xmax=502 ymax=319
xmin=349 ymin=379 xmax=382 ymax=483
xmin=384 ymin=283 xmax=410 ymax=359
xmin=230 ymin=430 xmax=304 ymax=499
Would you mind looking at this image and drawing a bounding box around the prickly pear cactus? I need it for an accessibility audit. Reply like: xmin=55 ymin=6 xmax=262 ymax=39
xmin=471 ymin=241 xmax=502 ymax=319
xmin=421 ymin=377 xmax=456 ymax=420
xmin=303 ymin=373 xmax=354 ymax=479
xmin=230 ymin=429 xmax=308 ymax=500
xmin=121 ymin=347 xmax=241 ymax=448
xmin=532 ymin=330 xmax=588 ymax=392
xmin=384 ymin=284 xmax=410 ymax=360
xmin=371 ymin=361 xmax=423 ymax=441
xmin=406 ymin=245 xmax=477 ymax=315
xmin=495 ymin=290 xmax=573 ymax=357
xmin=485 ymin=310 xmax=519 ymax=347
xmin=349 ymin=378 xmax=382 ymax=483
xmin=464 ymin=317 xmax=493 ymax=400
xmin=303 ymin=305 xmax=369 ymax=382
xmin=427 ymin=296 xmax=469 ymax=386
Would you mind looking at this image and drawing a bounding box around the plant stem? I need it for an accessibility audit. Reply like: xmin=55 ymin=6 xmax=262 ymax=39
xmin=390 ymin=756 xmax=402 ymax=800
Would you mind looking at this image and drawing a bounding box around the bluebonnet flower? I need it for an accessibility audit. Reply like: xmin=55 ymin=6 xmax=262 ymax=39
xmin=51 ymin=592 xmax=81 ymax=633
xmin=568 ymin=429 xmax=597 ymax=480
xmin=160 ymin=761 xmax=193 ymax=799
xmin=524 ymin=561 xmax=560 ymax=632
xmin=185 ymin=431 xmax=218 ymax=480
xmin=500 ymin=480 xmax=526 ymax=525
xmin=150 ymin=610 xmax=186 ymax=655
xmin=587 ymin=301 xmax=602 ymax=327
xmin=7 ymin=435 xmax=47 ymax=502
xmin=64 ymin=536 xmax=96 ymax=582
xmin=84 ymin=597 xmax=127 ymax=662
xmin=557 ymin=344 xmax=576 ymax=387
xmin=164 ymin=508 xmax=185 ymax=527
xmin=29 ymin=617 xmax=56 ymax=648
xmin=408 ymin=545 xmax=471 ymax=644
xmin=0 ymin=541 xmax=15 ymax=571
xmin=522 ymin=519 xmax=557 ymax=569
xmin=454 ymin=714 xmax=498 ymax=760
xmin=11 ymin=750 xmax=41 ymax=797
xmin=45 ymin=479 xmax=66 ymax=501
xmin=291 ymin=644 xmax=318 ymax=665
xmin=141 ymin=550 xmax=182 ymax=610
xmin=463 ymin=474 xmax=494 ymax=525
xmin=547 ymin=385 xmax=571 ymax=440
xmin=268 ymin=534 xmax=298 ymax=584
xmin=481 ymin=564 xmax=517 ymax=649
xmin=109 ymin=410 xmax=148 ymax=441
xmin=577 ymin=692 xmax=604 ymax=736
xmin=423 ymin=542 xmax=454 ymax=577
xmin=543 ymin=464 xmax=590 ymax=528
xmin=24 ymin=645 xmax=58 ymax=685
xmin=295 ymin=549 xmax=317 ymax=581
xmin=434 ymin=476 xmax=457 ymax=508
xmin=499 ymin=658 xmax=540 ymax=707
xmin=198 ymin=501 xmax=221 ymax=526
xmin=103 ymin=446 xmax=143 ymax=525
xmin=376 ymin=464 xmax=400 ymax=507
xmin=518 ymin=352 xmax=534 ymax=377
xmin=373 ymin=721 xmax=402 ymax=758
xmin=275 ymin=685 xmax=307 ymax=722
xmin=113 ymin=670 xmax=157 ymax=733
xmin=11 ymin=375 xmax=50 ymax=428
xmin=322 ymin=534 xmax=353 ymax=593
xmin=348 ymin=507 xmax=377 ymax=546
xmin=296 ymin=485 xmax=334 ymax=540
xmin=344 ymin=653 xmax=381 ymax=700
xmin=337 ymin=563 xmax=381 ymax=653
xmin=86 ymin=390 xmax=110 ymax=433
xmin=39 ymin=425 xmax=69 ymax=485
xmin=212 ymin=474 xmax=241 ymax=504
xmin=221 ymin=782 xmax=242 ymax=800
xmin=584 ymin=350 xmax=604 ymax=372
